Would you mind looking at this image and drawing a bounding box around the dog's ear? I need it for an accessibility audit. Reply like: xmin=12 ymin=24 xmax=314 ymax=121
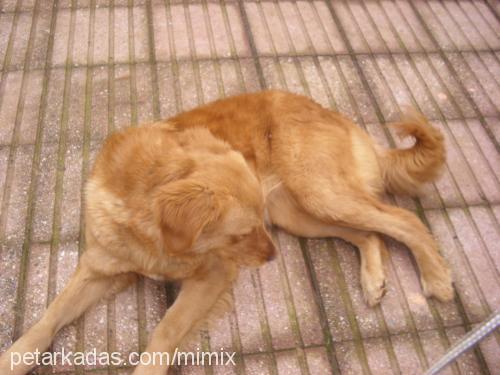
xmin=155 ymin=179 xmax=221 ymax=255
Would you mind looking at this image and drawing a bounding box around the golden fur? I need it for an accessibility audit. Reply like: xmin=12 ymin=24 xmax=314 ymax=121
xmin=0 ymin=123 xmax=275 ymax=375
xmin=0 ymin=90 xmax=453 ymax=374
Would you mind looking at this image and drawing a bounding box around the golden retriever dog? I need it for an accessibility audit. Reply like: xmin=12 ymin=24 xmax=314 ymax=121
xmin=0 ymin=124 xmax=276 ymax=374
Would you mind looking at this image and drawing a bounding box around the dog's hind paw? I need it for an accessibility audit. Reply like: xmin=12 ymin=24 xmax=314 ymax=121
xmin=361 ymin=271 xmax=387 ymax=307
xmin=421 ymin=268 xmax=454 ymax=302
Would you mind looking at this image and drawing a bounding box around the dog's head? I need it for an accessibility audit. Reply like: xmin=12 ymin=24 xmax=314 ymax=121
xmin=154 ymin=129 xmax=276 ymax=267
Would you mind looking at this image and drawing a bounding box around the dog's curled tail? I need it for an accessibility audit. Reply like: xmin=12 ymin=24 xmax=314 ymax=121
xmin=379 ymin=109 xmax=446 ymax=196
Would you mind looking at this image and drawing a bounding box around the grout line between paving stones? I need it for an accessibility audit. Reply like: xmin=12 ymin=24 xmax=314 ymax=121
xmin=1 ymin=49 xmax=500 ymax=75
xmin=145 ymin=0 xmax=160 ymax=120
xmin=105 ymin=4 xmax=119 ymax=373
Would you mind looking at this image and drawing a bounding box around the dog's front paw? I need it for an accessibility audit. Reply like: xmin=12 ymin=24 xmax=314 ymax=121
xmin=421 ymin=264 xmax=454 ymax=302
xmin=361 ymin=269 xmax=387 ymax=307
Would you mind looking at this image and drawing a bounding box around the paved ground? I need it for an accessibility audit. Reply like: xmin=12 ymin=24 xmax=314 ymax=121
xmin=0 ymin=0 xmax=499 ymax=374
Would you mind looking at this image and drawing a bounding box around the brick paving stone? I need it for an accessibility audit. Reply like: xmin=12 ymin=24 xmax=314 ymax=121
xmin=419 ymin=1 xmax=467 ymax=51
xmin=132 ymin=6 xmax=149 ymax=62
xmin=462 ymin=52 xmax=500 ymax=112
xmin=277 ymin=231 xmax=323 ymax=347
xmin=385 ymin=238 xmax=437 ymax=331
xmin=307 ymin=239 xmax=353 ymax=342
xmin=277 ymin=2 xmax=310 ymax=55
xmin=426 ymin=209 xmax=490 ymax=323
xmin=90 ymin=66 xmax=111 ymax=142
xmin=317 ymin=57 xmax=358 ymax=121
xmin=275 ymin=349 xmax=301 ymax=375
xmin=298 ymin=58 xmax=332 ymax=109
xmin=157 ymin=62 xmax=179 ymax=118
xmin=232 ymin=269 xmax=266 ymax=353
xmin=188 ymin=4 xmax=212 ymax=60
xmin=18 ymin=70 xmax=44 ymax=145
xmin=420 ymin=329 xmax=454 ymax=375
xmin=135 ymin=63 xmax=154 ymax=123
xmin=444 ymin=52 xmax=498 ymax=118
xmin=243 ymin=353 xmax=272 ymax=375
xmin=346 ymin=1 xmax=389 ymax=54
xmin=478 ymin=328 xmax=500 ymax=373
xmin=52 ymin=9 xmax=72 ymax=67
xmin=433 ymin=120 xmax=486 ymax=207
xmin=364 ymin=337 xmax=394 ymax=374
xmin=29 ymin=9 xmax=53 ymax=70
xmin=0 ymin=13 xmax=14 ymax=67
xmin=469 ymin=206 xmax=500 ymax=271
xmin=310 ymin=1 xmax=347 ymax=54
xmin=73 ymin=8 xmax=91 ymax=66
xmin=0 ymin=242 xmax=22 ymax=352
xmin=447 ymin=119 xmax=500 ymax=204
xmin=337 ymin=55 xmax=379 ymax=124
xmin=442 ymin=1 xmax=493 ymax=51
xmin=60 ymin=142 xmax=84 ymax=241
xmin=392 ymin=0 xmax=438 ymax=52
xmin=259 ymin=2 xmax=292 ymax=56
xmin=179 ymin=61 xmax=203 ymax=110
xmin=199 ymin=60 xmax=222 ymax=104
xmin=9 ymin=13 xmax=33 ymax=69
xmin=114 ymin=283 xmax=140 ymax=358
xmin=170 ymin=5 xmax=191 ymax=60
xmin=152 ymin=4 xmax=171 ymax=62
xmin=334 ymin=341 xmax=365 ymax=374
xmin=113 ymin=64 xmax=133 ymax=130
xmin=391 ymin=333 xmax=425 ymax=374
xmin=5 ymin=145 xmax=34 ymax=243
xmin=258 ymin=257 xmax=296 ymax=351
xmin=357 ymin=55 xmax=400 ymax=123
xmin=51 ymin=240 xmax=79 ymax=373
xmin=304 ymin=347 xmax=332 ymax=375
xmin=329 ymin=1 xmax=369 ymax=54
xmin=93 ymin=7 xmax=110 ymax=65
xmin=31 ymin=142 xmax=58 ymax=242
xmin=219 ymin=59 xmax=244 ymax=97
xmin=0 ymin=71 xmax=23 ymax=145
xmin=113 ymin=6 xmax=130 ymax=64
xmin=447 ymin=208 xmax=500 ymax=312
xmin=334 ymin=239 xmax=386 ymax=339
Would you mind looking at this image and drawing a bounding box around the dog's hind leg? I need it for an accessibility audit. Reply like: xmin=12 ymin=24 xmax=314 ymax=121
xmin=0 ymin=252 xmax=137 ymax=375
xmin=286 ymin=182 xmax=453 ymax=302
xmin=267 ymin=185 xmax=387 ymax=306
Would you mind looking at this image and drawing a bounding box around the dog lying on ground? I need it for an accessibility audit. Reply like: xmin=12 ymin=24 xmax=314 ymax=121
xmin=0 ymin=90 xmax=453 ymax=374
xmin=0 ymin=124 xmax=276 ymax=375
